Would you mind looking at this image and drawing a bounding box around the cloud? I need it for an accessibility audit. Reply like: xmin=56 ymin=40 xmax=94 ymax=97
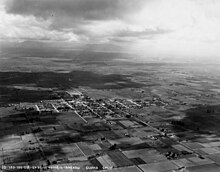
xmin=1 ymin=0 xmax=149 ymax=42
xmin=1 ymin=0 xmax=220 ymax=59
xmin=0 ymin=1 xmax=78 ymax=42
xmin=115 ymin=28 xmax=172 ymax=38
xmin=5 ymin=0 xmax=146 ymax=28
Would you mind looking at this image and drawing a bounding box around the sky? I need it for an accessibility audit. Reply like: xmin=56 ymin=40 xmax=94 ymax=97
xmin=1 ymin=0 xmax=220 ymax=59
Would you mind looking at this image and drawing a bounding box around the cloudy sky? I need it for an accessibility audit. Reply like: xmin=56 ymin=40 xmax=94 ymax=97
xmin=1 ymin=0 xmax=220 ymax=58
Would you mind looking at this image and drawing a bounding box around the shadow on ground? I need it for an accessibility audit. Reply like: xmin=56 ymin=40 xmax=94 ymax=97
xmin=172 ymin=104 xmax=220 ymax=140
xmin=0 ymin=70 xmax=144 ymax=104
xmin=0 ymin=109 xmax=110 ymax=169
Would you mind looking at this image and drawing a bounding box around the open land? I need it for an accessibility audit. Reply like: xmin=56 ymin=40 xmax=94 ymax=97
xmin=1 ymin=48 xmax=220 ymax=171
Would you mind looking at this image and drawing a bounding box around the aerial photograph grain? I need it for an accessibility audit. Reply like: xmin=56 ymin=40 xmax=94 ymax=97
xmin=1 ymin=0 xmax=220 ymax=172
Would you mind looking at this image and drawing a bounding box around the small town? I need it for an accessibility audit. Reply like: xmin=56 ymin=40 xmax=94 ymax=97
xmin=1 ymin=88 xmax=220 ymax=172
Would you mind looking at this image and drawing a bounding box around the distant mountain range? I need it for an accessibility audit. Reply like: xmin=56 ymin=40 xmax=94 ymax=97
xmin=0 ymin=41 xmax=124 ymax=53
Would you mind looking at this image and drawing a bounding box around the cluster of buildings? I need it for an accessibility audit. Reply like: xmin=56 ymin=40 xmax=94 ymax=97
xmin=1 ymin=89 xmax=220 ymax=172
